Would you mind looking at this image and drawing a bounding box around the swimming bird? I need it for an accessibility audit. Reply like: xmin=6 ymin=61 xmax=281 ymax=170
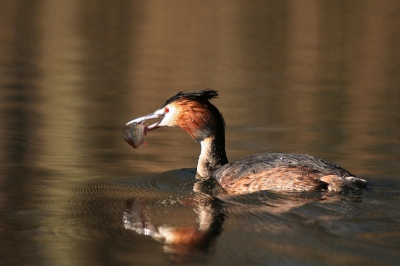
xmin=126 ymin=90 xmax=367 ymax=195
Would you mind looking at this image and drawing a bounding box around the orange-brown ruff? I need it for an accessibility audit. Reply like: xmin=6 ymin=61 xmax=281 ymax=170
xmin=126 ymin=90 xmax=367 ymax=195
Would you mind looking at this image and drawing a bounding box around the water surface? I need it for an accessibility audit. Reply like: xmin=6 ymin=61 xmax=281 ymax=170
xmin=1 ymin=1 xmax=400 ymax=265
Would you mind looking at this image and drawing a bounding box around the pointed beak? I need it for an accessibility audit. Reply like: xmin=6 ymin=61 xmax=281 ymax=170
xmin=126 ymin=111 xmax=164 ymax=133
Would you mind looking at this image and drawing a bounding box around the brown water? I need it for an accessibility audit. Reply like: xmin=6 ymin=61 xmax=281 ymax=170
xmin=1 ymin=1 xmax=400 ymax=265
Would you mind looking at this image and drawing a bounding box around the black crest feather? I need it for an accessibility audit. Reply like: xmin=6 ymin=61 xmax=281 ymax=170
xmin=160 ymin=89 xmax=219 ymax=108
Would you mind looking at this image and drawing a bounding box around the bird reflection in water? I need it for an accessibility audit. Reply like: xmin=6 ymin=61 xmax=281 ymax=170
xmin=121 ymin=173 xmax=343 ymax=262
xmin=123 ymin=177 xmax=225 ymax=262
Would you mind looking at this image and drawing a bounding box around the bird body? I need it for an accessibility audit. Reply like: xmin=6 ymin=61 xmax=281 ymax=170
xmin=213 ymin=152 xmax=366 ymax=194
xmin=125 ymin=90 xmax=367 ymax=195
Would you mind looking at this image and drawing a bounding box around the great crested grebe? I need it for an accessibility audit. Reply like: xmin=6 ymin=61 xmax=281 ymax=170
xmin=126 ymin=90 xmax=367 ymax=194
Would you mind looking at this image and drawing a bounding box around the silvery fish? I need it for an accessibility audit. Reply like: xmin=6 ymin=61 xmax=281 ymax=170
xmin=122 ymin=122 xmax=147 ymax=149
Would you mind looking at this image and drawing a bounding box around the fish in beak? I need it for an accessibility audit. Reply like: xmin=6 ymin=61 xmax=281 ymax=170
xmin=123 ymin=109 xmax=167 ymax=148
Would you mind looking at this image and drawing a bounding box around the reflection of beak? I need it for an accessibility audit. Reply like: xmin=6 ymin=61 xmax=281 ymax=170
xmin=126 ymin=112 xmax=164 ymax=133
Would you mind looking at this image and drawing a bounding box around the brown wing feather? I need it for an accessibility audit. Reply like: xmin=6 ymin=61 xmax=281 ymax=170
xmin=219 ymin=166 xmax=328 ymax=194
xmin=212 ymin=152 xmax=364 ymax=194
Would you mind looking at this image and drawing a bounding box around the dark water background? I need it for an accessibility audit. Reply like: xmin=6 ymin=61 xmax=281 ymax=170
xmin=1 ymin=1 xmax=400 ymax=265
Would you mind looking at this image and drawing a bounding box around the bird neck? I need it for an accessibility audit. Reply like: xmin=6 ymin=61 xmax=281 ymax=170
xmin=197 ymin=134 xmax=228 ymax=178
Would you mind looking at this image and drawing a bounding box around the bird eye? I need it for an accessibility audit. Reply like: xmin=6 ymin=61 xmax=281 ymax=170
xmin=165 ymin=107 xmax=169 ymax=113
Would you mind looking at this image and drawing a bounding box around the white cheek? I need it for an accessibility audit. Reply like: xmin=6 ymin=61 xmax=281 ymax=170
xmin=159 ymin=106 xmax=178 ymax=127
